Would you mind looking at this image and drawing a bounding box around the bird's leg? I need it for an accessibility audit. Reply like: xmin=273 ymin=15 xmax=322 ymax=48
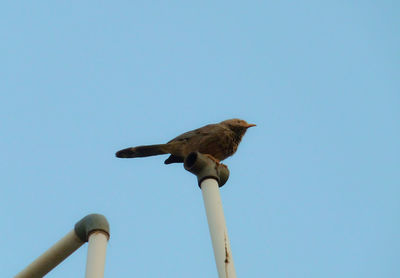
xmin=204 ymin=154 xmax=228 ymax=170
xmin=204 ymin=154 xmax=220 ymax=165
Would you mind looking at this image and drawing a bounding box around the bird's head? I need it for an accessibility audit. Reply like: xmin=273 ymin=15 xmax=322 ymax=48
xmin=220 ymin=119 xmax=256 ymax=137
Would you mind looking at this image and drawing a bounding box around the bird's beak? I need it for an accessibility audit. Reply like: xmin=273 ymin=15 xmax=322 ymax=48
xmin=246 ymin=123 xmax=256 ymax=128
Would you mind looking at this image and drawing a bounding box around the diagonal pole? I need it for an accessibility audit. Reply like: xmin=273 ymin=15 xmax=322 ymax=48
xmin=15 ymin=230 xmax=84 ymax=278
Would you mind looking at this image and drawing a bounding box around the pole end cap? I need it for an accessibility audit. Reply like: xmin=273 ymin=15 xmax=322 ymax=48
xmin=184 ymin=152 xmax=229 ymax=188
xmin=74 ymin=214 xmax=110 ymax=242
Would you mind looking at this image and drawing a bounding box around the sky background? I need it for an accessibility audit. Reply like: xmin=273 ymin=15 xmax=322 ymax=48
xmin=1 ymin=1 xmax=399 ymax=277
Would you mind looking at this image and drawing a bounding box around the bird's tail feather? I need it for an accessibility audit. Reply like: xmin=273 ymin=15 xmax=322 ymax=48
xmin=116 ymin=144 xmax=168 ymax=158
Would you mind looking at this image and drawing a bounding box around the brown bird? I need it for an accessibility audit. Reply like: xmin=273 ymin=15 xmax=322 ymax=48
xmin=116 ymin=119 xmax=256 ymax=164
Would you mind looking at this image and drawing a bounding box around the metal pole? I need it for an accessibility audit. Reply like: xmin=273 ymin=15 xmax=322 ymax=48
xmin=85 ymin=231 xmax=109 ymax=278
xmin=15 ymin=230 xmax=84 ymax=278
xmin=184 ymin=152 xmax=236 ymax=278
xmin=201 ymin=178 xmax=237 ymax=278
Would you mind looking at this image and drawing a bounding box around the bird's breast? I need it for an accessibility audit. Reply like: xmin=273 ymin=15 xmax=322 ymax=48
xmin=196 ymin=132 xmax=238 ymax=161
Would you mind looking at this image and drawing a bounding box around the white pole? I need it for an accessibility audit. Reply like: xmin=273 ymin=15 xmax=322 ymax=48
xmin=201 ymin=178 xmax=237 ymax=278
xmin=85 ymin=231 xmax=109 ymax=278
xmin=15 ymin=230 xmax=84 ymax=278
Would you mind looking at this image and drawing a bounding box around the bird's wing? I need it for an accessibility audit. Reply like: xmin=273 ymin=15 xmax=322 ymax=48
xmin=167 ymin=124 xmax=219 ymax=143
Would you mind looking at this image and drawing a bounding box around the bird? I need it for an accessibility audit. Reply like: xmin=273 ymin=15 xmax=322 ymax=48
xmin=115 ymin=118 xmax=256 ymax=164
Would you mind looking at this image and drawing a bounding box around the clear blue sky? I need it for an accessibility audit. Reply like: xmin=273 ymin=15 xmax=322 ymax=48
xmin=1 ymin=1 xmax=399 ymax=277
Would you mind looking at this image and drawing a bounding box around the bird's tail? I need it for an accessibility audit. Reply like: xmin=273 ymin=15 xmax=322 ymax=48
xmin=116 ymin=144 xmax=168 ymax=158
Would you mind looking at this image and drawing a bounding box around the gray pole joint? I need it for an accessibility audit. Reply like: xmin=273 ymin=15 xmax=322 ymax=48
xmin=74 ymin=214 xmax=110 ymax=242
xmin=184 ymin=152 xmax=230 ymax=188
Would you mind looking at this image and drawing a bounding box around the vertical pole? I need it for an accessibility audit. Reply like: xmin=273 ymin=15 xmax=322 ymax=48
xmin=201 ymin=178 xmax=236 ymax=278
xmin=85 ymin=231 xmax=109 ymax=278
